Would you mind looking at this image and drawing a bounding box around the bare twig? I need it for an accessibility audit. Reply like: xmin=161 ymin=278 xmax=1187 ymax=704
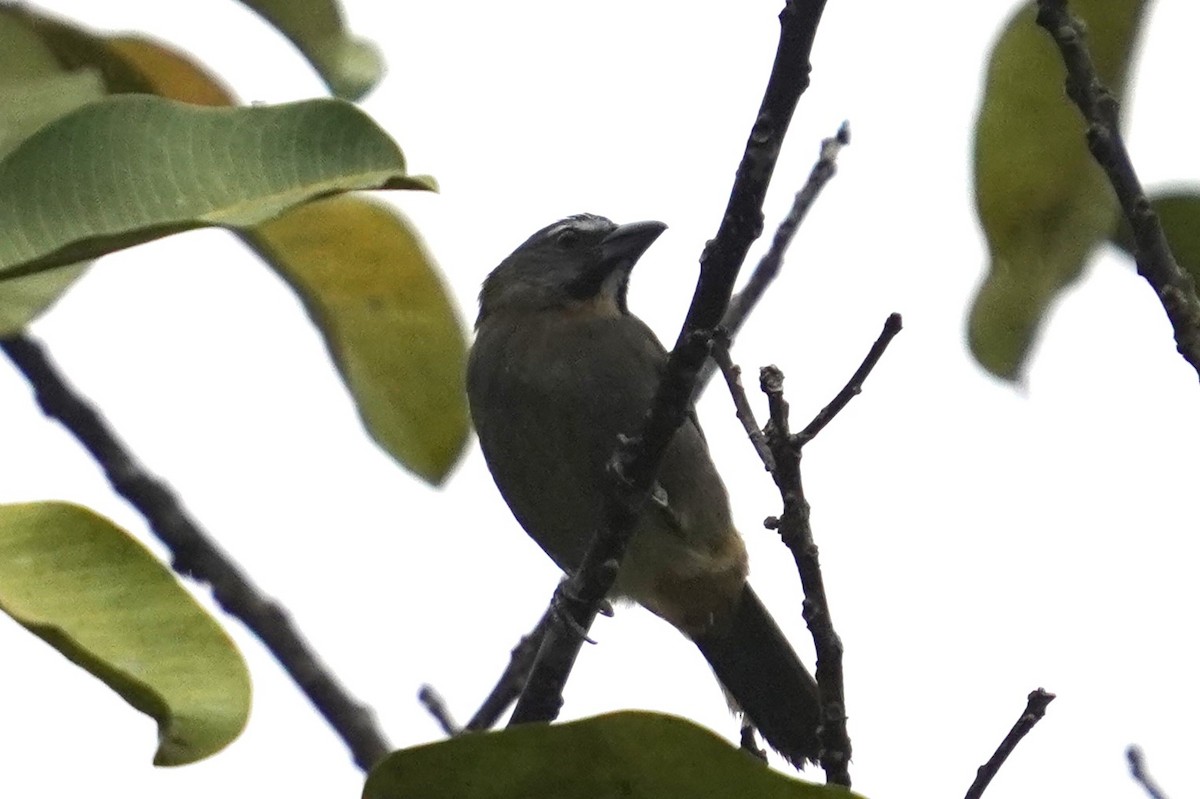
xmin=712 ymin=313 xmax=901 ymax=784
xmin=697 ymin=122 xmax=850 ymax=395
xmin=0 ymin=333 xmax=390 ymax=771
xmin=963 ymin=688 xmax=1056 ymax=799
xmin=759 ymin=364 xmax=850 ymax=785
xmin=712 ymin=333 xmax=775 ymax=471
xmin=1036 ymin=0 xmax=1200 ymax=380
xmin=797 ymin=312 xmax=903 ymax=445
xmin=509 ymin=0 xmax=831 ymax=726
xmin=1126 ymin=746 xmax=1169 ymax=799
xmin=417 ymin=685 xmax=461 ymax=737
xmin=464 ymin=607 xmax=553 ymax=731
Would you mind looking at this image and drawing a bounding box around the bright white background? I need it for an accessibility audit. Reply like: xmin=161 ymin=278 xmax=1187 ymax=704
xmin=1 ymin=1 xmax=1197 ymax=797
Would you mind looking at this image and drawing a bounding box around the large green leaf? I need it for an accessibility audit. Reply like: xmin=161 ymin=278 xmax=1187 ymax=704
xmin=0 ymin=11 xmax=108 ymax=333
xmin=0 ymin=502 xmax=251 ymax=765
xmin=364 ymin=711 xmax=858 ymax=799
xmin=1111 ymin=191 xmax=1200 ymax=288
xmin=250 ymin=196 xmax=469 ymax=484
xmin=0 ymin=95 xmax=434 ymax=282
xmin=236 ymin=0 xmax=383 ymax=99
xmin=970 ymin=0 xmax=1147 ymax=380
xmin=0 ymin=9 xmax=247 ymax=333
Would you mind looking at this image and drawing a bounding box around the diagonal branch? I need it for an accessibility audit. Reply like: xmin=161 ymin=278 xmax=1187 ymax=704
xmin=1126 ymin=746 xmax=1170 ymax=799
xmin=963 ymin=688 xmax=1056 ymax=799
xmin=1036 ymin=0 xmax=1200 ymax=380
xmin=696 ymin=121 xmax=851 ymax=394
xmin=798 ymin=312 xmax=902 ymax=445
xmin=0 ymin=332 xmax=390 ymax=772
xmin=509 ymin=0 xmax=832 ymax=726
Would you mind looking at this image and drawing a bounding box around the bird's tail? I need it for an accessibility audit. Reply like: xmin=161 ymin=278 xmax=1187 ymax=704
xmin=694 ymin=583 xmax=821 ymax=767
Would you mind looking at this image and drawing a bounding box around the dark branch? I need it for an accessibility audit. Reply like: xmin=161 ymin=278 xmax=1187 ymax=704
xmin=1036 ymin=0 xmax=1200 ymax=380
xmin=509 ymin=0 xmax=831 ymax=725
xmin=797 ymin=312 xmax=902 ymax=445
xmin=696 ymin=121 xmax=850 ymax=393
xmin=417 ymin=685 xmax=461 ymax=737
xmin=712 ymin=333 xmax=775 ymax=471
xmin=464 ymin=607 xmax=553 ymax=731
xmin=963 ymin=688 xmax=1056 ymax=799
xmin=759 ymin=365 xmax=850 ymax=786
xmin=1126 ymin=746 xmax=1170 ymax=799
xmin=0 ymin=333 xmax=391 ymax=772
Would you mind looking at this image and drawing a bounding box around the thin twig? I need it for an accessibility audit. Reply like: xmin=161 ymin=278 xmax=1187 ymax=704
xmin=509 ymin=0 xmax=831 ymax=726
xmin=711 ymin=333 xmax=775 ymax=471
xmin=759 ymin=365 xmax=850 ymax=786
xmin=1126 ymin=746 xmax=1169 ymax=799
xmin=797 ymin=312 xmax=902 ymax=445
xmin=417 ymin=685 xmax=461 ymax=737
xmin=1036 ymin=0 xmax=1200 ymax=380
xmin=464 ymin=607 xmax=553 ymax=731
xmin=963 ymin=688 xmax=1056 ymax=799
xmin=0 ymin=333 xmax=391 ymax=771
xmin=696 ymin=122 xmax=850 ymax=395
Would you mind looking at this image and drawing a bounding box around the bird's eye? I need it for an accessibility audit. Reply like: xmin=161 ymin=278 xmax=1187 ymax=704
xmin=555 ymin=228 xmax=580 ymax=249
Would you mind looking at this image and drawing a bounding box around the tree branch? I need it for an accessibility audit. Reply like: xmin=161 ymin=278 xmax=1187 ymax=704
xmin=711 ymin=334 xmax=775 ymax=472
xmin=509 ymin=0 xmax=831 ymax=726
xmin=797 ymin=312 xmax=902 ymax=445
xmin=697 ymin=121 xmax=851 ymax=392
xmin=417 ymin=684 xmax=461 ymax=737
xmin=1036 ymin=0 xmax=1200 ymax=380
xmin=1126 ymin=746 xmax=1170 ymax=799
xmin=0 ymin=332 xmax=391 ymax=772
xmin=963 ymin=688 xmax=1056 ymax=799
xmin=758 ymin=364 xmax=850 ymax=785
xmin=464 ymin=607 xmax=553 ymax=731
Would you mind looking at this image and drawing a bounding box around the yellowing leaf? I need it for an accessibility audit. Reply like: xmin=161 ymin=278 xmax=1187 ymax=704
xmin=365 ymin=711 xmax=858 ymax=799
xmin=0 ymin=502 xmax=251 ymax=765
xmin=970 ymin=0 xmax=1147 ymax=379
xmin=107 ymin=36 xmax=236 ymax=106
xmin=249 ymin=196 xmax=469 ymax=484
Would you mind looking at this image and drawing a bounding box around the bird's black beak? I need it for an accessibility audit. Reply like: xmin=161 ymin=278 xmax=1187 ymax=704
xmin=599 ymin=220 xmax=668 ymax=269
xmin=567 ymin=220 xmax=667 ymax=303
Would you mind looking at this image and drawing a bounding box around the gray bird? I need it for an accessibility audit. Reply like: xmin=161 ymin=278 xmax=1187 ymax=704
xmin=466 ymin=213 xmax=821 ymax=766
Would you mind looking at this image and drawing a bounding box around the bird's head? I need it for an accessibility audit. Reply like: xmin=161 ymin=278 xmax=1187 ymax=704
xmin=477 ymin=213 xmax=666 ymax=325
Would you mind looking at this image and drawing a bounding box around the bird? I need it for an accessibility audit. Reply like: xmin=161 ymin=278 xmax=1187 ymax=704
xmin=466 ymin=213 xmax=821 ymax=767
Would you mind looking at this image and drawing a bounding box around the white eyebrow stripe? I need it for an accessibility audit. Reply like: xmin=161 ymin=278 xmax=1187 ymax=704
xmin=549 ymin=214 xmax=612 ymax=238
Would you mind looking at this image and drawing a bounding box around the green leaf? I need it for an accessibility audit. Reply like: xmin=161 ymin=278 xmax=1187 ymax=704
xmin=0 ymin=94 xmax=435 ymax=282
xmin=0 ymin=264 xmax=89 ymax=335
xmin=969 ymin=0 xmax=1147 ymax=380
xmin=0 ymin=6 xmax=67 ymax=81
xmin=249 ymin=196 xmax=469 ymax=484
xmin=1111 ymin=191 xmax=1200 ymax=287
xmin=236 ymin=0 xmax=383 ymax=99
xmin=0 ymin=12 xmax=110 ymax=332
xmin=364 ymin=711 xmax=860 ymax=799
xmin=0 ymin=502 xmax=251 ymax=766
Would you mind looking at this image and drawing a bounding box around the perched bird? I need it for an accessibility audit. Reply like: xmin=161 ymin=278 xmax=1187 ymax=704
xmin=466 ymin=213 xmax=821 ymax=766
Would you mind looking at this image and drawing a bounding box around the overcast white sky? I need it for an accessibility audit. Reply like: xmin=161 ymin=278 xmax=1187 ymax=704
xmin=1 ymin=1 xmax=1198 ymax=797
